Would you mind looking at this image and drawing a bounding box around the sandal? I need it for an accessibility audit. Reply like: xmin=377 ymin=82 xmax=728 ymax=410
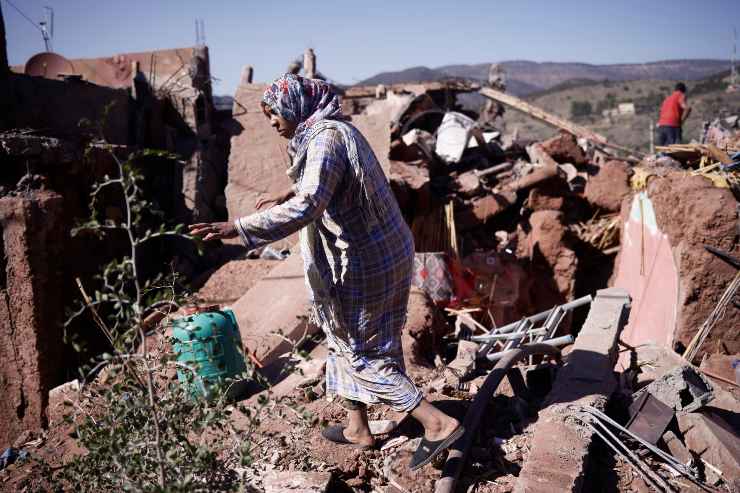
xmin=409 ymin=425 xmax=465 ymax=471
xmin=320 ymin=425 xmax=375 ymax=450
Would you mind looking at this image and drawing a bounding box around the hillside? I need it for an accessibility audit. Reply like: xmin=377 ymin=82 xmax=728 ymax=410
xmin=501 ymin=72 xmax=740 ymax=151
xmin=358 ymin=59 xmax=730 ymax=96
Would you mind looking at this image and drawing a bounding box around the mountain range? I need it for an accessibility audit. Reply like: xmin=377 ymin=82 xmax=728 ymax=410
xmin=357 ymin=59 xmax=731 ymax=96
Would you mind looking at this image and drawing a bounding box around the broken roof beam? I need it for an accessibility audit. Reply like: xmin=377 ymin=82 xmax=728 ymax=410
xmin=344 ymin=80 xmax=481 ymax=99
xmin=479 ymin=87 xmax=641 ymax=157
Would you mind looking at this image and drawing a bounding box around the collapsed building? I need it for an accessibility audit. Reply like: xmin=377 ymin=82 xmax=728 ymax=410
xmin=0 ymin=2 xmax=234 ymax=448
xmin=1 ymin=3 xmax=739 ymax=489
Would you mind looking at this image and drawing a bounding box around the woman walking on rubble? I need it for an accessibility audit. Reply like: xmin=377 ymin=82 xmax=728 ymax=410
xmin=189 ymin=74 xmax=462 ymax=470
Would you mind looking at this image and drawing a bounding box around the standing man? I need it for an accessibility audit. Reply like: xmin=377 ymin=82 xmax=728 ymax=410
xmin=656 ymin=83 xmax=691 ymax=146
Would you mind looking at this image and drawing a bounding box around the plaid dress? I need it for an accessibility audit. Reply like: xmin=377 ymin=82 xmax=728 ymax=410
xmin=234 ymin=124 xmax=422 ymax=412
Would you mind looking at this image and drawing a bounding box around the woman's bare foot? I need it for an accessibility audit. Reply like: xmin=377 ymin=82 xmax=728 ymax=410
xmin=344 ymin=407 xmax=376 ymax=447
xmin=342 ymin=425 xmax=376 ymax=447
xmin=410 ymin=399 xmax=461 ymax=441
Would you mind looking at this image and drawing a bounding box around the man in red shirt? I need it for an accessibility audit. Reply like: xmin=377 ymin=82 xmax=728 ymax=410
xmin=656 ymin=83 xmax=691 ymax=146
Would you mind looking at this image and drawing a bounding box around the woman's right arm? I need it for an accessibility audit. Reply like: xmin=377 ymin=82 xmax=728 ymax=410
xmin=234 ymin=130 xmax=346 ymax=250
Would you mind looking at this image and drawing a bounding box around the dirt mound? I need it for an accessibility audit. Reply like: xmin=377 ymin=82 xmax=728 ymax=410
xmin=647 ymin=172 xmax=740 ymax=357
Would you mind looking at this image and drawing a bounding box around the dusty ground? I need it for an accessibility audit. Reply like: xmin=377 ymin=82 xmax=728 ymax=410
xmin=194 ymin=257 xmax=279 ymax=306
xmin=223 ymin=350 xmax=559 ymax=493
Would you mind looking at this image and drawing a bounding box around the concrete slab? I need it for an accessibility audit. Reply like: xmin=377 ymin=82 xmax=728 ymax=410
xmin=515 ymin=288 xmax=631 ymax=493
xmin=229 ymin=253 xmax=318 ymax=369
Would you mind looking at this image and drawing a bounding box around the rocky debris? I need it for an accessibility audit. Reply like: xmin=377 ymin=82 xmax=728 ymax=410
xmin=633 ymin=365 xmax=714 ymax=413
xmin=521 ymin=210 xmax=578 ymax=302
xmin=583 ymin=160 xmax=632 ymax=212
xmin=262 ymin=470 xmax=351 ymax=493
xmin=455 ymin=191 xmax=516 ymax=231
xmin=402 ymin=287 xmax=447 ymax=376
xmin=540 ymin=131 xmax=588 ymax=166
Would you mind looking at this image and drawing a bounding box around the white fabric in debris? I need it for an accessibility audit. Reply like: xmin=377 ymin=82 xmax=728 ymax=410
xmin=435 ymin=111 xmax=476 ymax=164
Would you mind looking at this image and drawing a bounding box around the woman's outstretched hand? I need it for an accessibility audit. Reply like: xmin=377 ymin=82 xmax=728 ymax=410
xmin=255 ymin=189 xmax=295 ymax=210
xmin=188 ymin=222 xmax=238 ymax=241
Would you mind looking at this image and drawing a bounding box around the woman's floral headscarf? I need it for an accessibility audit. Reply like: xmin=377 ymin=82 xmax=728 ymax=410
xmin=261 ymin=74 xmax=344 ymax=154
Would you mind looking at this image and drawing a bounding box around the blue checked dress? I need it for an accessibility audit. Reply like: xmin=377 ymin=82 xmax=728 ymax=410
xmin=234 ymin=124 xmax=422 ymax=412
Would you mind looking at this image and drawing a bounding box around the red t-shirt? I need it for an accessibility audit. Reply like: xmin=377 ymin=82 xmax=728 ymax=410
xmin=658 ymin=91 xmax=685 ymax=127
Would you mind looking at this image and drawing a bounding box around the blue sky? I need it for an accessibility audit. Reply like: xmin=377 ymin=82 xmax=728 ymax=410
xmin=3 ymin=0 xmax=739 ymax=95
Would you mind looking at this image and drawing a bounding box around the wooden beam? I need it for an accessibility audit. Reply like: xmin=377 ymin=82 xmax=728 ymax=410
xmin=479 ymin=87 xmax=642 ymax=157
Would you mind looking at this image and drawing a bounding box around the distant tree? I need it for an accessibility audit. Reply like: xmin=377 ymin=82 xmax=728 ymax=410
xmin=570 ymin=100 xmax=593 ymax=118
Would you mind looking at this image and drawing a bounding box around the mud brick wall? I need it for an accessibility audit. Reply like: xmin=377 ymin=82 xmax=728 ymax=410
xmin=0 ymin=3 xmax=12 ymax=130
xmin=0 ymin=191 xmax=65 ymax=446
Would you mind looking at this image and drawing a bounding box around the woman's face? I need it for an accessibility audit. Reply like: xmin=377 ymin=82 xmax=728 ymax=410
xmin=262 ymin=104 xmax=297 ymax=139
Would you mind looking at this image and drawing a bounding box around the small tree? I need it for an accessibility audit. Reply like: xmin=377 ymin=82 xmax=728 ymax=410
xmin=54 ymin=115 xmax=260 ymax=491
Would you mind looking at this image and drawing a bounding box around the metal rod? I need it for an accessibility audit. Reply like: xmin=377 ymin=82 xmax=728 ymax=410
xmin=435 ymin=343 xmax=562 ymax=493
xmin=586 ymin=414 xmax=675 ymax=492
xmin=579 ymin=406 xmax=710 ymax=490
xmin=583 ymin=420 xmax=666 ymax=492
xmin=486 ymin=335 xmax=574 ymax=362
xmin=473 ymin=295 xmax=593 ymax=340
xmin=478 ymin=328 xmax=547 ymax=341
xmin=581 ymin=407 xmax=696 ymax=476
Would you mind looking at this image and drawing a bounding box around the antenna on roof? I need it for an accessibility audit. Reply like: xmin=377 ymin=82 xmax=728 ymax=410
xmin=195 ymin=18 xmax=206 ymax=47
xmin=39 ymin=6 xmax=53 ymax=52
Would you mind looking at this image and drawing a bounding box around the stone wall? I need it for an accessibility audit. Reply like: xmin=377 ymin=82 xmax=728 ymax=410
xmin=0 ymin=191 xmax=65 ymax=445
xmin=0 ymin=3 xmax=12 ymax=130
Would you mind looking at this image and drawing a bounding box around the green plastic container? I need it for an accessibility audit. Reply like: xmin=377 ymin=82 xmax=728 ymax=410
xmin=171 ymin=308 xmax=247 ymax=399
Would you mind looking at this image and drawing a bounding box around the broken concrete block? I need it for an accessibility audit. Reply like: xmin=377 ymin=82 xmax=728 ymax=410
xmin=230 ymin=253 xmax=319 ymax=372
xmin=262 ymin=470 xmax=350 ymax=493
xmin=225 ymin=83 xmax=295 ymax=226
xmin=678 ymin=411 xmax=740 ymax=489
xmin=633 ymin=365 xmax=714 ymax=414
xmin=700 ymin=354 xmax=740 ymax=387
xmin=583 ymin=160 xmax=632 ymax=212
xmin=47 ymin=379 xmax=80 ymax=427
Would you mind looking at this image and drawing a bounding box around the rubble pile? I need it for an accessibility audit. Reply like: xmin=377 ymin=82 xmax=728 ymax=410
xmin=1 ymin=18 xmax=739 ymax=489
